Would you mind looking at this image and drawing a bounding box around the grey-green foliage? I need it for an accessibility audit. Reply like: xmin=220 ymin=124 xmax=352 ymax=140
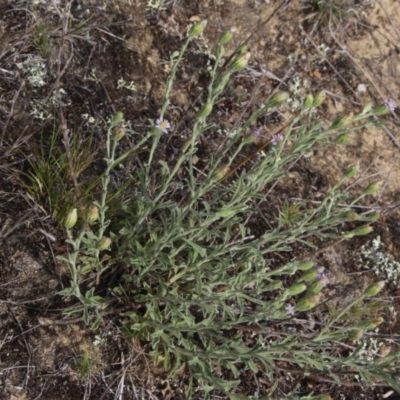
xmin=60 ymin=24 xmax=399 ymax=398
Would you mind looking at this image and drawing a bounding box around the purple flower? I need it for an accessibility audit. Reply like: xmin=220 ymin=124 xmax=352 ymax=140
xmin=285 ymin=304 xmax=295 ymax=316
xmin=253 ymin=128 xmax=261 ymax=138
xmin=384 ymin=98 xmax=396 ymax=112
xmin=271 ymin=133 xmax=284 ymax=146
xmin=155 ymin=118 xmax=171 ymax=134
xmin=317 ymin=269 xmax=330 ymax=287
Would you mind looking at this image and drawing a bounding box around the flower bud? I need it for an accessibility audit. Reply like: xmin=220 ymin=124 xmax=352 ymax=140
xmin=242 ymin=133 xmax=256 ymax=145
xmin=362 ymin=211 xmax=380 ymax=222
xmin=364 ymin=281 xmax=385 ymax=297
xmin=298 ymin=260 xmax=315 ymax=271
xmin=217 ymin=209 xmax=236 ymax=218
xmin=230 ymin=52 xmax=251 ymax=72
xmin=344 ymin=165 xmax=358 ymax=179
xmin=330 ymin=114 xmax=353 ymax=129
xmin=342 ymin=211 xmax=359 ymax=221
xmin=343 ymin=225 xmax=373 ymax=239
xmin=112 ymin=111 xmax=124 ymax=125
xmin=349 ymin=329 xmax=364 ymax=341
xmin=213 ymin=72 xmax=231 ymax=95
xmin=335 ymin=133 xmax=351 ymax=144
xmin=113 ymin=126 xmax=126 ymax=141
xmin=356 ymin=225 xmax=374 ymax=235
xmin=218 ymin=29 xmax=233 ymax=45
xmin=236 ymin=42 xmax=247 ymax=57
xmin=265 ymin=280 xmax=283 ymax=291
xmin=213 ymin=165 xmax=230 ymax=181
xmin=188 ymin=20 xmax=207 ymax=38
xmin=307 ymin=277 xmax=328 ymax=295
xmin=299 ymin=266 xmax=324 ymax=283
xmin=96 ymin=237 xmax=112 ymax=250
xmin=312 ymin=91 xmax=326 ymax=108
xmin=267 ymin=92 xmax=289 ymax=108
xmin=196 ymin=102 xmax=213 ymax=119
xmin=86 ymin=205 xmax=99 ymax=225
xmin=285 ymin=283 xmax=307 ymax=296
xmin=356 ymin=317 xmax=384 ymax=331
xmin=363 ymin=182 xmax=381 ymax=195
xmin=303 ymin=94 xmax=314 ymax=111
xmin=64 ymin=208 xmax=78 ymax=229
xmin=362 ymin=101 xmax=373 ymax=114
xmin=374 ymin=104 xmax=389 ymax=116
xmin=295 ymin=294 xmax=320 ymax=312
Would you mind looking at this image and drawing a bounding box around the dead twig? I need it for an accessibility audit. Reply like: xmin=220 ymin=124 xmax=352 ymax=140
xmin=0 ymin=80 xmax=25 ymax=146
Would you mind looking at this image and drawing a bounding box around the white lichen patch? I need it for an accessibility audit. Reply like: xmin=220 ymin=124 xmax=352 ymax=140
xmin=217 ymin=128 xmax=237 ymax=138
xmin=308 ymin=43 xmax=330 ymax=64
xmin=30 ymin=104 xmax=52 ymax=121
xmin=356 ymin=235 xmax=400 ymax=284
xmin=287 ymin=76 xmax=308 ymax=112
xmin=16 ymin=55 xmax=48 ymax=87
xmin=50 ymin=88 xmax=70 ymax=106
xmin=147 ymin=0 xmax=166 ymax=11
xmin=81 ymin=113 xmax=96 ymax=125
xmin=117 ymin=78 xmax=137 ymax=91
xmin=352 ymin=335 xmax=384 ymax=364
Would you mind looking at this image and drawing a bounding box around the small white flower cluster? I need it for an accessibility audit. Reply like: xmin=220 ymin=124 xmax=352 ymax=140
xmin=357 ymin=235 xmax=400 ymax=284
xmin=16 ymin=55 xmax=48 ymax=87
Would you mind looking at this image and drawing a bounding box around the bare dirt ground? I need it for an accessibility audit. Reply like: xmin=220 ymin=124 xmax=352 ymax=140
xmin=1 ymin=0 xmax=400 ymax=399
